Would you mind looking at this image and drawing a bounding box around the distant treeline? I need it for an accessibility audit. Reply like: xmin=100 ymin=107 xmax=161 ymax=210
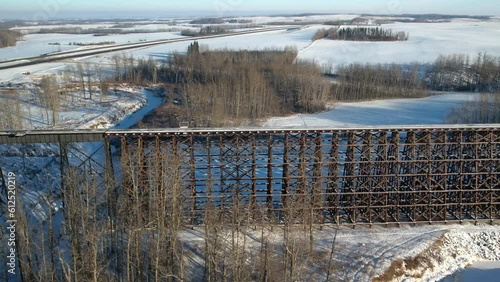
xmin=323 ymin=20 xmax=352 ymax=26
xmin=114 ymin=47 xmax=330 ymax=127
xmin=190 ymin=18 xmax=225 ymax=24
xmin=0 ymin=18 xmax=172 ymax=29
xmin=266 ymin=21 xmax=318 ymax=26
xmin=0 ymin=29 xmax=22 ymax=48
xmin=330 ymin=53 xmax=500 ymax=102
xmin=188 ymin=18 xmax=253 ymax=25
xmin=426 ymin=53 xmax=500 ymax=92
xmin=289 ymin=13 xmax=491 ymax=20
xmin=331 ymin=63 xmax=427 ymax=101
xmin=313 ymin=27 xmax=409 ymax=42
xmin=36 ymin=27 xmax=178 ymax=35
xmin=180 ymin=26 xmax=226 ymax=37
xmin=364 ymin=14 xmax=492 ymax=21
xmin=69 ymin=41 xmax=116 ymax=46
xmin=0 ymin=21 xmax=27 ymax=29
xmin=227 ymin=19 xmax=253 ymax=24
xmin=109 ymin=23 xmax=136 ymax=28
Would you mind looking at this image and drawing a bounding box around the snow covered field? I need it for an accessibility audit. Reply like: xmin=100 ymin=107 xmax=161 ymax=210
xmin=72 ymin=19 xmax=500 ymax=75
xmin=0 ymin=31 xmax=186 ymax=61
xmin=264 ymin=93 xmax=477 ymax=128
xmin=107 ymin=26 xmax=323 ymax=60
xmin=298 ymin=20 xmax=500 ymax=69
xmin=239 ymin=14 xmax=359 ymax=24
xmin=1 ymin=20 xmax=261 ymax=61
xmin=2 ymin=18 xmax=500 ymax=84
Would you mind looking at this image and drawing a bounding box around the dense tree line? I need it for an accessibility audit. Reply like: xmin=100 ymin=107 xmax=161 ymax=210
xmin=109 ymin=23 xmax=136 ymax=28
xmin=116 ymin=47 xmax=330 ymax=127
xmin=36 ymin=27 xmax=177 ymax=35
xmin=181 ymin=26 xmax=226 ymax=37
xmin=324 ymin=53 xmax=500 ymax=102
xmin=0 ymin=29 xmax=22 ymax=48
xmin=426 ymin=53 xmax=500 ymax=92
xmin=190 ymin=18 xmax=225 ymax=24
xmin=323 ymin=20 xmax=351 ymax=26
xmin=0 ymin=20 xmax=28 ymax=29
xmin=227 ymin=19 xmax=253 ymax=24
xmin=313 ymin=27 xmax=409 ymax=42
xmin=331 ymin=63 xmax=427 ymax=101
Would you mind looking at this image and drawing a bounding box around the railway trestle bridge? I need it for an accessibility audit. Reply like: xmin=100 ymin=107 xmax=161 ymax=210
xmin=1 ymin=125 xmax=499 ymax=226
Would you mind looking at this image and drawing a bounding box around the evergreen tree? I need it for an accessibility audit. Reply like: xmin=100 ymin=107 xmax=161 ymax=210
xmin=187 ymin=41 xmax=200 ymax=54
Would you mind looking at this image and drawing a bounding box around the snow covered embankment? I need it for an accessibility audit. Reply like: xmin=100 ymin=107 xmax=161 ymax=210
xmin=374 ymin=229 xmax=500 ymax=281
xmin=76 ymin=94 xmax=146 ymax=129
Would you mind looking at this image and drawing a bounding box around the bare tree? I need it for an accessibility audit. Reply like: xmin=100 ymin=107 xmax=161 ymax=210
xmin=94 ymin=64 xmax=108 ymax=102
xmin=0 ymin=89 xmax=23 ymax=130
xmin=112 ymin=54 xmax=122 ymax=81
xmin=39 ymin=76 xmax=61 ymax=126
xmin=76 ymin=62 xmax=86 ymax=99
xmin=85 ymin=62 xmax=93 ymax=100
xmin=62 ymin=65 xmax=74 ymax=102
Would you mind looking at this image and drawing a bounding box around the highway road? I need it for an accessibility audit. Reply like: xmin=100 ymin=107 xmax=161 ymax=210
xmin=0 ymin=27 xmax=289 ymax=70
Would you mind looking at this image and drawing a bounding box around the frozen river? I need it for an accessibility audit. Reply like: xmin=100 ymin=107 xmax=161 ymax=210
xmin=265 ymin=93 xmax=478 ymax=128
xmin=113 ymin=89 xmax=164 ymax=129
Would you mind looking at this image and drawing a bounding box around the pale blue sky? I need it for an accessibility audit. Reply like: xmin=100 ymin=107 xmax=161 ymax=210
xmin=1 ymin=0 xmax=499 ymax=20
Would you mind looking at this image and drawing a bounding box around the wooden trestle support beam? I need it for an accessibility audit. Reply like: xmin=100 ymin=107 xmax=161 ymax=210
xmin=105 ymin=126 xmax=499 ymax=226
xmin=1 ymin=126 xmax=498 ymax=226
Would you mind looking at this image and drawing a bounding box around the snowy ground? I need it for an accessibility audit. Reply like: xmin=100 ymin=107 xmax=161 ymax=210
xmin=75 ymin=18 xmax=500 ymax=72
xmin=2 ymin=20 xmax=258 ymax=61
xmin=102 ymin=26 xmax=323 ymax=61
xmin=179 ymin=223 xmax=500 ymax=281
xmin=2 ymin=84 xmax=149 ymax=130
xmin=264 ymin=93 xmax=477 ymax=128
xmin=2 ymin=19 xmax=500 ymax=84
xmin=72 ymin=19 xmax=500 ymax=73
xmin=239 ymin=14 xmax=360 ymax=24
xmin=298 ymin=20 xmax=500 ymax=70
xmin=0 ymin=31 xmax=187 ymax=61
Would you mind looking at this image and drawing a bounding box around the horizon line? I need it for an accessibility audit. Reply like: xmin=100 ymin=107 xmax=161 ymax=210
xmin=1 ymin=11 xmax=497 ymax=21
